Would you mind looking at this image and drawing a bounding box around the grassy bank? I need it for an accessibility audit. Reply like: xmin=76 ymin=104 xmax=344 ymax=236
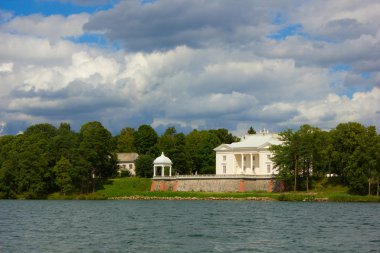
xmin=46 ymin=177 xmax=380 ymax=202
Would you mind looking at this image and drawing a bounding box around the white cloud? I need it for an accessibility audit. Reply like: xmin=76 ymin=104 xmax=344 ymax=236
xmin=0 ymin=1 xmax=379 ymax=134
xmin=0 ymin=121 xmax=5 ymax=135
xmin=1 ymin=13 xmax=89 ymax=41
xmin=289 ymin=0 xmax=380 ymax=41
xmin=0 ymin=62 xmax=13 ymax=73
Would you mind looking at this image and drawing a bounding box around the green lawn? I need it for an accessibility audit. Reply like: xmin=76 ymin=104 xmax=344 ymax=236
xmin=96 ymin=177 xmax=152 ymax=197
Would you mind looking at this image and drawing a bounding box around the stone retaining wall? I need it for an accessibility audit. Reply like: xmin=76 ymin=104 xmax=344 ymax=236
xmin=151 ymin=177 xmax=284 ymax=192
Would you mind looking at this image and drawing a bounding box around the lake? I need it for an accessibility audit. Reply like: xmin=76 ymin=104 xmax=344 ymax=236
xmin=0 ymin=200 xmax=379 ymax=252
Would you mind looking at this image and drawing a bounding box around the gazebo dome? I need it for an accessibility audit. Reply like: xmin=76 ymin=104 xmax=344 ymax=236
xmin=154 ymin=152 xmax=172 ymax=165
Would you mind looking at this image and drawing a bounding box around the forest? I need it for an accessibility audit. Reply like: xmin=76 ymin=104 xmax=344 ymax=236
xmin=0 ymin=121 xmax=378 ymax=198
xmin=0 ymin=122 xmax=237 ymax=198
xmin=270 ymin=122 xmax=380 ymax=195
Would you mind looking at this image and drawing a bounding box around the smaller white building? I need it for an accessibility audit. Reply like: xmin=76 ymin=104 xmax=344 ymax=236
xmin=117 ymin=153 xmax=139 ymax=176
xmin=153 ymin=152 xmax=172 ymax=177
xmin=214 ymin=130 xmax=282 ymax=176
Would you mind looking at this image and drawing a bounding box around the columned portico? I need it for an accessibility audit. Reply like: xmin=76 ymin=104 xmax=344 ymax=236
xmin=214 ymin=132 xmax=281 ymax=176
xmin=231 ymin=152 xmax=258 ymax=175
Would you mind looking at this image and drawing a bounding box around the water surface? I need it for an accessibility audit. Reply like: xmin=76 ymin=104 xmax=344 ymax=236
xmin=1 ymin=200 xmax=379 ymax=252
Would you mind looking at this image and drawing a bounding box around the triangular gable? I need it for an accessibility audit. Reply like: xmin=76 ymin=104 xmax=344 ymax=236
xmin=257 ymin=141 xmax=273 ymax=149
xmin=214 ymin=144 xmax=232 ymax=151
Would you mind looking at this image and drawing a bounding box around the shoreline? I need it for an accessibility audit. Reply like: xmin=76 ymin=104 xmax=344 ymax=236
xmin=108 ymin=195 xmax=275 ymax=201
xmin=107 ymin=195 xmax=334 ymax=202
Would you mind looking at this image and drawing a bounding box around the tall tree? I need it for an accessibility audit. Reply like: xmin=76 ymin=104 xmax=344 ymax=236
xmin=53 ymin=157 xmax=74 ymax=195
xmin=134 ymin=125 xmax=158 ymax=155
xmin=296 ymin=125 xmax=325 ymax=192
xmin=329 ymin=122 xmax=367 ymax=188
xmin=135 ymin=154 xmax=154 ymax=178
xmin=270 ymin=129 xmax=300 ymax=191
xmin=210 ymin=128 xmax=240 ymax=144
xmin=115 ymin=127 xmax=136 ymax=152
xmin=24 ymin=123 xmax=57 ymax=138
xmin=247 ymin=126 xmax=256 ymax=134
xmin=185 ymin=130 xmax=220 ymax=174
xmin=158 ymin=127 xmax=190 ymax=175
xmin=79 ymin=121 xmax=117 ymax=179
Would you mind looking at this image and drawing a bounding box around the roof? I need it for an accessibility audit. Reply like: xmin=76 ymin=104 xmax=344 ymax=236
xmin=154 ymin=152 xmax=172 ymax=165
xmin=117 ymin=153 xmax=139 ymax=162
xmin=214 ymin=133 xmax=282 ymax=151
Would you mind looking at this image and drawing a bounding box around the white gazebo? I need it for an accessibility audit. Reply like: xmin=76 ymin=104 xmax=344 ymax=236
xmin=153 ymin=152 xmax=173 ymax=177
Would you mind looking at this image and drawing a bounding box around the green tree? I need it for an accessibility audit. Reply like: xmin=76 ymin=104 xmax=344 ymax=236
xmin=115 ymin=127 xmax=136 ymax=152
xmin=134 ymin=125 xmax=158 ymax=155
xmin=0 ymin=159 xmax=17 ymax=198
xmin=49 ymin=123 xmax=80 ymax=163
xmin=135 ymin=154 xmax=154 ymax=178
xmin=185 ymin=130 xmax=220 ymax=174
xmin=53 ymin=157 xmax=74 ymax=195
xmin=158 ymin=127 xmax=190 ymax=175
xmin=24 ymin=123 xmax=57 ymax=138
xmin=329 ymin=122 xmax=367 ymax=187
xmin=270 ymin=129 xmax=300 ymax=191
xmin=247 ymin=126 xmax=256 ymax=134
xmin=347 ymin=126 xmax=378 ymax=195
xmin=210 ymin=128 xmax=240 ymax=144
xmin=79 ymin=121 xmax=116 ymax=178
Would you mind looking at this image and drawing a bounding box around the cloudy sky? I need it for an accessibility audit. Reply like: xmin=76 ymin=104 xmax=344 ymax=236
xmin=0 ymin=0 xmax=379 ymax=136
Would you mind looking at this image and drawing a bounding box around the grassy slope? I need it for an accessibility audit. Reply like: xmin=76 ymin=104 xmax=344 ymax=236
xmin=94 ymin=177 xmax=380 ymax=202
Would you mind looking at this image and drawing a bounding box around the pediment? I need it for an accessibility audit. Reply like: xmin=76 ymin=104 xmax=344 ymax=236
xmin=214 ymin=144 xmax=232 ymax=151
xmin=258 ymin=142 xmax=272 ymax=149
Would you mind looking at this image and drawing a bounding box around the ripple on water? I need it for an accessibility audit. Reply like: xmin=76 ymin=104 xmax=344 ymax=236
xmin=0 ymin=200 xmax=379 ymax=253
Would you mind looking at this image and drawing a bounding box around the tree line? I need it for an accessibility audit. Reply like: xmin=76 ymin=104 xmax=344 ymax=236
xmin=0 ymin=122 xmax=238 ymax=198
xmin=270 ymin=122 xmax=380 ymax=195
xmin=0 ymin=121 xmax=378 ymax=198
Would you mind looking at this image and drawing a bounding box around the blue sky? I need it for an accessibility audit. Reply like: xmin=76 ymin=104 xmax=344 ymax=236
xmin=1 ymin=0 xmax=114 ymax=16
xmin=0 ymin=0 xmax=379 ymax=136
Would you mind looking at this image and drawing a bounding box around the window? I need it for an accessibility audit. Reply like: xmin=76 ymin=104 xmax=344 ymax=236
xmin=223 ymin=165 xmax=226 ymax=174
xmin=267 ymin=164 xmax=271 ymax=173
xmin=252 ymin=156 xmax=255 ymax=161
xmin=223 ymin=155 xmax=226 ymax=161
xmin=129 ymin=164 xmax=133 ymax=169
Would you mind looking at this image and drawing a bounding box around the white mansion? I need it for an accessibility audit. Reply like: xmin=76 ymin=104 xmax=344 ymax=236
xmin=214 ymin=130 xmax=282 ymax=176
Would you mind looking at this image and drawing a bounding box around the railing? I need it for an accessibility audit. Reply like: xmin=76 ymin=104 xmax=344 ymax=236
xmin=153 ymin=174 xmax=276 ymax=180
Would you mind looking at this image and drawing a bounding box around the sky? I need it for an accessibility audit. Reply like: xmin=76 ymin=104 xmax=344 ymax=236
xmin=0 ymin=0 xmax=379 ymax=136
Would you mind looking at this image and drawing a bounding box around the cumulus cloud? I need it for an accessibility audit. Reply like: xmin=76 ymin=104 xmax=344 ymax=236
xmin=1 ymin=13 xmax=89 ymax=41
xmin=0 ymin=0 xmax=379 ymax=135
xmin=83 ymin=0 xmax=297 ymax=51
xmin=288 ymin=0 xmax=380 ymax=42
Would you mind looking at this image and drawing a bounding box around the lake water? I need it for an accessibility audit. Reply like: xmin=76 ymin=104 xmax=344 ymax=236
xmin=0 ymin=200 xmax=379 ymax=253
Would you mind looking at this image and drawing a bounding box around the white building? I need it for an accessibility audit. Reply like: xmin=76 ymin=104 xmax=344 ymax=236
xmin=214 ymin=130 xmax=282 ymax=176
xmin=153 ymin=152 xmax=173 ymax=177
xmin=117 ymin=153 xmax=139 ymax=176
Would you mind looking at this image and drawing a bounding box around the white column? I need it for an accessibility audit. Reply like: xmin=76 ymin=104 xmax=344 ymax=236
xmin=250 ymin=153 xmax=253 ymax=174
xmin=161 ymin=166 xmax=164 ymax=176
xmin=241 ymin=153 xmax=244 ymax=174
xmin=169 ymin=166 xmax=172 ymax=177
xmin=232 ymin=153 xmax=235 ymax=174
xmin=154 ymin=166 xmax=156 ymax=177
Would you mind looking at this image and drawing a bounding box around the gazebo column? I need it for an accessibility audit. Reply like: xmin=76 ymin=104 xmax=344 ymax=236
xmin=169 ymin=166 xmax=172 ymax=176
xmin=161 ymin=166 xmax=164 ymax=177
xmin=153 ymin=165 xmax=156 ymax=177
